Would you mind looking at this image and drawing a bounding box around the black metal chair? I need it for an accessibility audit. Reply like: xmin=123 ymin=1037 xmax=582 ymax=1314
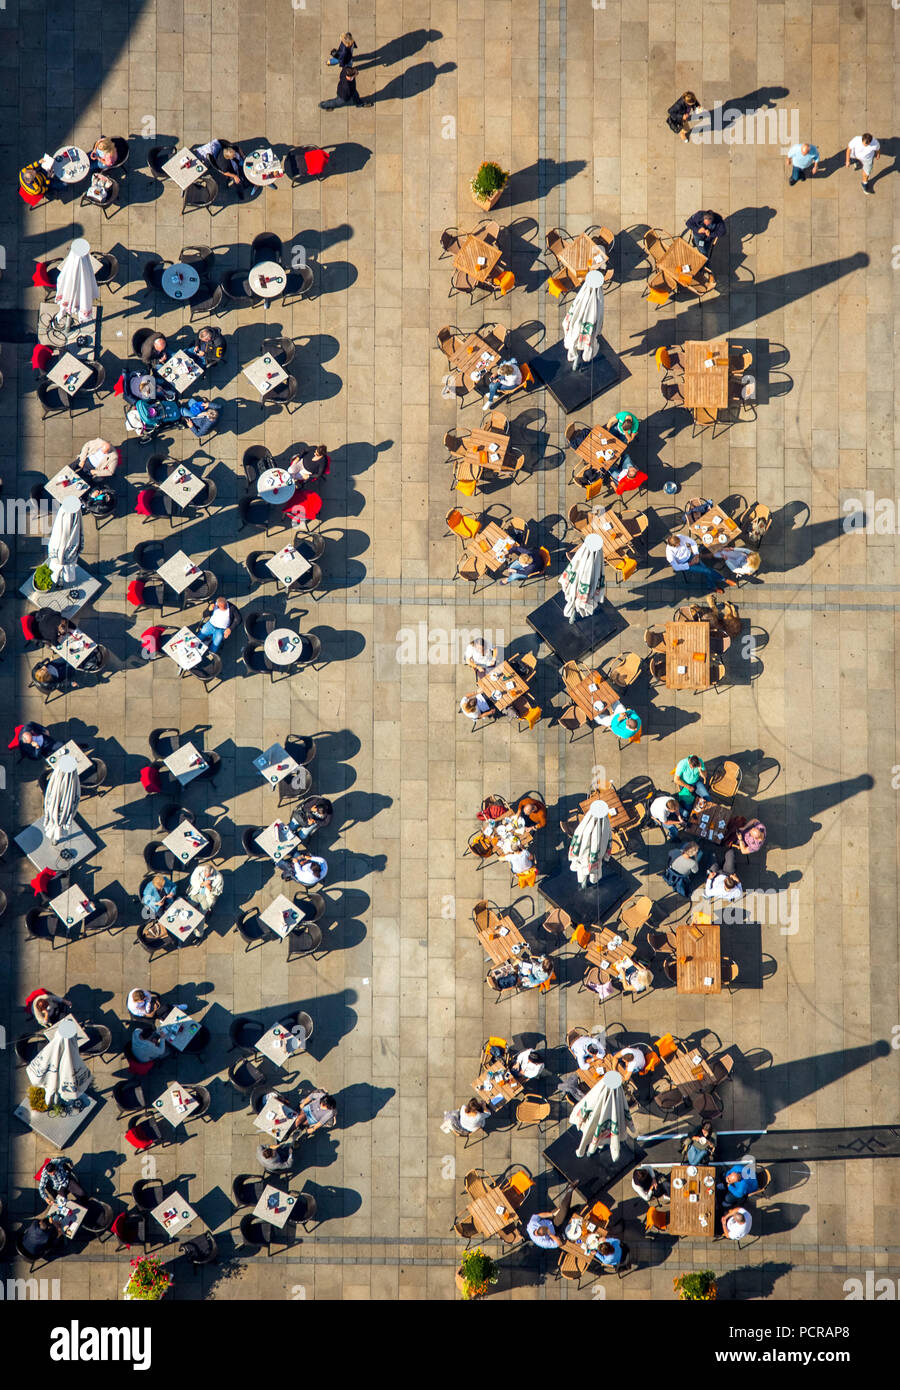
xmin=149 ymin=727 xmax=181 ymax=759
xmin=182 ymin=173 xmax=219 ymax=215
xmin=80 ymin=175 xmax=120 ymax=218
xmin=80 ymin=1023 xmax=114 ymax=1061
xmin=190 ymin=651 xmax=222 ymax=692
xmin=37 ymin=378 xmax=68 ymax=418
xmin=143 ymin=839 xmax=179 ymax=874
xmin=229 ymin=1017 xmax=265 ymax=1053
xmin=79 ymin=758 xmax=109 ymax=794
xmin=84 ymin=898 xmax=118 ymax=932
xmin=251 ymin=232 xmax=284 ymax=266
xmin=81 ymin=1198 xmax=115 ymax=1236
xmin=260 ymin=335 xmax=295 ymax=366
xmin=147 ymin=144 xmax=177 ymax=179
xmin=239 ymin=1214 xmax=272 ymax=1252
xmin=287 ymin=920 xmax=324 ymax=961
xmin=240 ymin=828 xmax=268 ymax=861
xmin=235 ymin=910 xmax=269 ymax=951
xmin=184 ymin=569 xmax=218 ymax=603
xmin=179 ymin=1232 xmax=218 ymax=1265
xmin=141 ymin=257 xmax=168 ymax=297
xmin=182 ymin=1024 xmax=210 ymax=1060
xmin=132 ymin=1179 xmax=164 ymax=1212
xmin=244 ymin=610 xmax=278 ymax=641
xmin=238 ymin=495 xmax=271 ymax=534
xmin=286 ymin=1191 xmax=318 ymax=1230
xmin=227 ymin=1056 xmax=265 ymax=1094
xmin=261 ymin=374 xmax=298 ymax=411
xmin=282 ymin=265 xmax=314 ymax=302
xmin=93 ymin=251 xmax=120 ymax=290
xmin=113 ymin=1078 xmax=148 ymax=1119
xmin=242 ymin=444 xmax=273 ymax=491
xmin=232 ymin=1174 xmax=267 ymax=1207
xmin=245 ymin=551 xmax=276 ymax=586
xmin=194 ymin=827 xmax=222 ymax=862
xmin=24 ymin=909 xmax=56 ymax=945
xmin=134 ymin=922 xmax=177 ymax=957
xmin=189 ymin=282 xmax=224 ymax=320
xmin=222 ymin=268 xmax=261 ymax=308
xmin=240 ymin=641 xmax=270 ymax=676
xmin=15 ymin=1032 xmax=47 ymax=1066
xmin=180 ymin=244 xmax=214 ymax=275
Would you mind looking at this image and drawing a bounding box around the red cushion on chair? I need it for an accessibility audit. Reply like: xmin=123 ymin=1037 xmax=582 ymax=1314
xmin=125 ymin=1124 xmax=154 ymax=1151
xmin=140 ymin=625 xmax=166 ymax=654
xmin=30 ymin=343 xmax=55 ymax=371
xmin=126 ymin=1056 xmax=156 ymax=1078
xmin=135 ymin=489 xmax=157 ymax=518
xmin=30 ymin=869 xmax=57 ymax=897
xmin=111 ymin=1212 xmax=130 ymax=1242
xmin=113 ymin=373 xmax=125 ymax=396
xmin=20 ymin=187 xmax=45 ymax=208
xmin=282 ymin=489 xmax=323 ymax=522
xmin=20 ymin=614 xmax=38 ymax=642
xmin=24 ymin=988 xmax=49 ymax=1017
xmin=32 ymin=263 xmax=56 ymax=289
xmin=615 ymin=470 xmax=648 ymax=496
xmin=9 ymin=723 xmax=25 ymax=749
xmin=304 ymin=148 xmax=329 ymax=176
xmin=139 ymin=765 xmax=162 ymax=794
xmin=34 ymin=1155 xmax=52 ymax=1182
xmin=126 ymin=579 xmax=146 ymax=607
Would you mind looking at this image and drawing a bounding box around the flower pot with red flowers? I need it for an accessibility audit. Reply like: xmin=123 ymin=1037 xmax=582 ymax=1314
xmin=123 ymin=1255 xmax=172 ymax=1301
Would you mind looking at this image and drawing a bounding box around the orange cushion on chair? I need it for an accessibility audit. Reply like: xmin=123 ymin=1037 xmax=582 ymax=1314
xmin=304 ymin=148 xmax=330 ymax=176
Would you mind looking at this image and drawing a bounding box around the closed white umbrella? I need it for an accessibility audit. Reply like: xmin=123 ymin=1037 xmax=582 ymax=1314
xmin=53 ymin=237 xmax=99 ymax=326
xmin=43 ymin=754 xmax=81 ymax=844
xmin=563 ymin=267 xmax=605 ymax=365
xmin=567 ymin=798 xmax=611 ymax=886
xmin=571 ymin=1070 xmax=633 ymax=1161
xmin=26 ymin=1018 xmax=91 ymax=1106
xmin=47 ymin=495 xmax=82 ymax=585
xmin=559 ymin=533 xmax=606 ymax=622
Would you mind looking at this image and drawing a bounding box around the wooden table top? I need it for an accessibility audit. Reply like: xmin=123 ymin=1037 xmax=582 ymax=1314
xmin=476 ymin=911 xmax=525 ymax=964
xmin=468 ymin=1180 xmax=519 ymax=1237
xmin=447 ymin=332 xmax=501 ymax=374
xmin=684 ymin=798 xmax=730 ymax=844
xmin=454 ymin=235 xmax=503 ymax=283
xmin=657 ymin=236 xmax=708 ymax=287
xmin=574 ymin=425 xmax=628 ymax=467
xmin=467 ymin=520 xmax=517 ymax=574
xmin=578 ymin=783 xmax=629 ymax=829
xmin=664 ymin=1046 xmax=715 ymax=1092
xmin=686 ymin=506 xmax=742 ymax=553
xmin=559 ymin=1201 xmax=611 ymax=1257
xmin=455 ymin=426 xmax=511 ymax=471
xmin=565 ymin=671 xmax=621 ymax=722
xmin=472 ymin=1061 xmax=524 ymax=1107
xmin=664 ymin=620 xmax=710 ymax=690
xmin=558 ymin=233 xmax=608 ymax=281
xmin=682 ymin=340 xmax=730 ymax=409
xmin=668 ymin=1164 xmax=716 ymax=1237
xmin=477 ymin=659 xmax=530 ymax=712
xmin=584 ymin=925 xmax=636 ymax=972
xmin=584 ymin=506 xmax=634 ymax=559
xmin=576 ymin=1050 xmax=619 ymax=1090
xmin=675 ymin=921 xmax=722 ymax=994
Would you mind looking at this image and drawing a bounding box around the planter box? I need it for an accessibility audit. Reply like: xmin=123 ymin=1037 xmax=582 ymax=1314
xmin=471 ymin=187 xmax=503 ymax=212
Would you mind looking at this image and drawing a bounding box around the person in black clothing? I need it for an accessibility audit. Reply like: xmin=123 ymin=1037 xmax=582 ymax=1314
xmin=140 ymin=334 xmax=169 ymax=368
xmin=287 ymin=444 xmax=329 ymax=483
xmin=34 ymin=611 xmax=72 ymax=645
xmin=666 ymin=91 xmax=701 ymax=141
xmin=327 ymin=31 xmax=357 ymax=66
xmin=289 ymin=796 xmax=334 ymax=843
xmin=684 ymin=209 xmax=726 ymax=257
xmin=190 ymin=325 xmax=226 ymax=369
xmin=22 ymin=1217 xmax=60 ymax=1259
xmin=19 ymin=721 xmax=58 ymax=759
xmin=214 ymin=143 xmax=259 ymax=200
xmin=320 ymin=67 xmax=373 ymax=109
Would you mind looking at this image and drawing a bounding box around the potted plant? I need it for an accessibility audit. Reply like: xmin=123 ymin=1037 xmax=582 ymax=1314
xmin=27 ymin=1085 xmax=47 ymax=1113
xmin=123 ymin=1256 xmax=172 ymax=1302
xmin=470 ymin=161 xmax=509 ymax=211
xmin=33 ymin=563 xmax=54 ymax=591
xmin=673 ymin=1269 xmax=717 ymax=1301
xmin=455 ymin=1247 xmax=499 ymax=1300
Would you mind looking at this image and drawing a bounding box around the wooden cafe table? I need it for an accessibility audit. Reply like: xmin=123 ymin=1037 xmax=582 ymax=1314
xmin=467 ymin=1177 xmax=520 ymax=1239
xmin=465 ymin=520 xmax=517 ymax=575
xmin=584 ymin=924 xmax=636 ymax=973
xmin=579 ymin=783 xmax=630 ymax=830
xmin=663 ymin=1044 xmax=716 ymax=1094
xmin=454 ymin=426 xmax=511 ymax=472
xmin=576 ymin=1049 xmax=619 ymax=1092
xmin=573 ymin=425 xmax=628 ymax=469
xmin=471 ymin=1059 xmax=523 ymax=1109
xmin=584 ymin=507 xmax=634 ymax=561
xmin=475 ymin=907 xmax=526 ymax=964
xmin=558 ymin=1201 xmax=611 ymax=1259
xmin=477 ymin=659 xmax=530 ymax=713
xmin=565 ymin=669 xmax=621 ymax=723
xmin=446 ymin=331 xmax=503 ymax=391
xmin=664 ymin=621 xmax=710 ymax=691
xmin=557 ymin=234 xmax=608 ymax=283
xmin=684 ymin=798 xmax=730 ymax=844
xmin=668 ymin=1164 xmax=716 ymax=1237
xmin=675 ymin=920 xmax=722 ymax=995
xmin=454 ymin=233 xmax=502 ymax=284
xmin=656 ymin=236 xmax=707 ymax=290
xmin=682 ymin=341 xmax=730 ymax=410
xmin=686 ymin=504 xmax=742 ymax=555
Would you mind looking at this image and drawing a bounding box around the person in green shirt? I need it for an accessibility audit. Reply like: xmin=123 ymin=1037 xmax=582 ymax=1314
xmin=674 ymin=754 xmax=711 ymax=801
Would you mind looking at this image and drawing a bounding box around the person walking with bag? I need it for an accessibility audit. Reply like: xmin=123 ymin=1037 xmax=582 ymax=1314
xmin=327 ymin=32 xmax=357 ymax=66
xmin=320 ymin=66 xmax=373 ymax=110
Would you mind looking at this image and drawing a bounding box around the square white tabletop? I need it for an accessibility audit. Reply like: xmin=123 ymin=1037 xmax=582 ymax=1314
xmin=162 ymin=147 xmax=207 ymax=189
xmin=156 ymin=349 xmax=204 ymax=394
xmin=48 ymin=885 xmax=96 ymax=927
xmin=253 ymin=1096 xmax=300 ymax=1142
xmin=162 ymin=821 xmax=208 ymax=866
xmin=253 ymin=1185 xmax=297 ymax=1229
xmin=243 ymin=353 xmax=288 ymax=396
xmin=46 ymin=352 xmax=91 ymax=395
xmin=44 ymin=1015 xmax=89 ymax=1046
xmin=151 ymin=1193 xmax=199 ymax=1238
xmin=259 ymin=894 xmax=305 ymax=940
xmin=152 ymin=1081 xmax=200 ymax=1127
xmin=15 ymin=816 xmax=96 ymax=871
xmin=159 ymin=897 xmax=205 ymax=943
xmin=157 ymin=1007 xmax=201 ymax=1051
xmin=253 ymin=743 xmax=301 ymax=787
xmin=163 ymin=741 xmax=209 ymax=785
xmin=157 ymin=551 xmax=203 ymax=593
xmin=158 ymin=467 xmax=205 ymax=507
xmin=162 ymin=627 xmax=208 ymax=671
xmin=266 ymin=545 xmax=312 ymax=587
xmin=51 ymin=1197 xmax=88 ymax=1239
xmin=20 ymin=564 xmax=101 ymax=618
xmin=45 ymin=466 xmax=89 ymax=504
xmin=51 ymin=629 xmax=97 ymax=670
xmin=46 ymin=739 xmax=92 ymax=774
xmin=255 ymin=819 xmax=300 ymax=863
xmin=256 ymin=1021 xmax=308 ymax=1066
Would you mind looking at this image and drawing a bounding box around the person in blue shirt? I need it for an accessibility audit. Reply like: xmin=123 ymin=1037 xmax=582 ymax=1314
xmin=722 ymin=1164 xmax=759 ymax=1203
xmin=526 ymin=1212 xmax=563 ymax=1250
xmin=684 ymin=210 xmax=726 ymax=257
xmin=141 ymin=873 xmax=176 ymax=918
xmin=181 ymin=397 xmax=219 ymax=439
xmin=785 ymin=142 xmax=819 ymax=185
xmin=596 ymin=1238 xmax=623 ymax=1267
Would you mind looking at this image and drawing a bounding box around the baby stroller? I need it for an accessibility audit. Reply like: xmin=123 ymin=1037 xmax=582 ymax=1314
xmin=125 ymin=396 xmax=182 ymax=444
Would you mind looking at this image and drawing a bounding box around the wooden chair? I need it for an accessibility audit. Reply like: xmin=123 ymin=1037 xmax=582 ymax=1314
xmin=739 ymin=502 xmax=772 ymax=547
xmin=483 ymin=410 xmax=508 ymax=433
xmin=721 ymin=956 xmax=739 ymax=991
xmin=710 ymin=656 xmax=726 ymax=687
xmin=641 ymin=229 xmax=670 ymax=264
xmin=541 ymin=906 xmax=572 ymax=937
xmin=444 ymin=508 xmax=481 ymax=540
xmin=452 ymin=458 xmax=482 ymax=496
xmin=557 ymin=1249 xmax=592 ymax=1284
xmin=567 ymin=501 xmax=591 ymax=533
xmin=516 ymin=1094 xmax=551 ymax=1129
xmin=643 ymin=626 xmax=664 ymax=651
xmin=644 ymin=270 xmax=671 ymax=307
xmin=754 ymin=1166 xmax=773 ymax=1198
xmin=692 ymin=405 xmax=719 ymax=436
xmin=618 ymin=895 xmax=653 ymax=934
xmin=548 ymin=270 xmax=577 ymax=298
xmin=683 ymin=267 xmax=716 ymax=297
xmin=545 ymin=227 xmax=571 ymax=267
xmin=606 ymin=651 xmax=642 ymax=689
xmin=661 ymin=379 xmax=685 ymax=407
xmin=439 ymin=229 xmax=463 ymax=259
xmin=648 ymin=653 xmax=667 ymax=682
xmin=655 ymin=345 xmax=684 ymax=376
xmin=452 ymin=1214 xmax=479 ymax=1247
xmin=502 ymin=1168 xmax=535 ymax=1208
xmin=709 ymin=760 xmax=742 ymax=804
xmin=559 ymin=703 xmax=589 ymax=740
xmin=436 ymin=325 xmax=461 ymax=356
xmin=463 ymin=1169 xmax=489 ymax=1198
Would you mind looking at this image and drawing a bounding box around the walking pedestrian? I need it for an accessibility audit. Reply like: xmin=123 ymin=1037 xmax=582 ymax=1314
xmin=326 ymin=31 xmax=357 ymax=66
xmin=666 ymin=91 xmax=702 ymax=142
xmin=320 ymin=67 xmax=372 ymax=110
xmin=785 ymin=141 xmax=819 ymax=185
xmin=845 ymin=132 xmax=879 ymax=194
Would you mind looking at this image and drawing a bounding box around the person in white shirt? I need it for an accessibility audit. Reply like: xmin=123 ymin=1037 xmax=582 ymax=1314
xmin=845 ymin=132 xmax=880 ymax=193
xmin=665 ymin=531 xmax=730 ymax=591
xmin=513 ymin=1049 xmax=546 ymax=1081
xmin=570 ymin=1033 xmax=607 ymax=1070
xmin=704 ymin=867 xmax=743 ymax=902
xmin=613 ymin=1045 xmax=645 ymax=1077
xmin=76 ymin=438 xmax=120 ymax=480
xmin=126 ymin=988 xmax=162 ymax=1019
xmin=464 ymin=638 xmax=503 ymax=673
xmin=721 ymin=1206 xmax=752 ymax=1239
xmin=460 ymin=692 xmax=493 ymax=722
xmin=198 ymin=597 xmax=236 ymax=654
xmin=650 ymin=794 xmax=687 ymax=841
xmin=458 ymin=1099 xmax=490 ymax=1132
xmin=483 ymin=358 xmax=523 ymax=410
xmin=282 ymin=852 xmax=328 ymax=887
xmin=719 ymin=544 xmax=761 ymax=577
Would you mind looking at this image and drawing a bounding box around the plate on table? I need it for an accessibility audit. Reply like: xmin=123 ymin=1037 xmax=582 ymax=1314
xmin=686 ymin=1165 xmax=698 ymax=1177
xmin=672 ymin=1177 xmax=684 ymax=1190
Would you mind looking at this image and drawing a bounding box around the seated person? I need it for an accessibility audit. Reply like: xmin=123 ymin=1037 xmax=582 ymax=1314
xmin=295 ymin=1089 xmax=337 ymax=1132
xmin=280 ymin=851 xmax=328 ymax=887
xmin=32 ymin=991 xmax=72 ymax=1027
xmin=721 ymin=1206 xmax=752 ymax=1240
xmin=722 ymin=1164 xmax=759 ymax=1203
xmin=180 ymin=397 xmax=219 ymax=439
xmin=517 ymin=794 xmax=547 ymax=828
xmin=632 ymin=1166 xmax=670 ymax=1204
xmin=606 ymin=410 xmax=639 ymax=445
xmin=289 ymin=796 xmax=334 ymax=842
xmin=209 ymin=141 xmax=259 ymax=200
xmin=89 ymin=136 xmax=118 ymax=168
xmin=140 ymin=875 xmax=176 ymax=920
xmin=456 ymin=1098 xmax=489 ymax=1133
xmin=595 ymin=1238 xmax=623 ymax=1267
xmin=650 ymin=794 xmax=687 ymax=840
xmin=85 ymin=171 xmax=115 ymax=204
xmin=674 ymin=754 xmax=711 ymax=801
xmin=140 ymin=334 xmax=169 ymax=368
xmin=664 ymin=839 xmax=704 ymax=895
xmin=18 ymin=721 xmax=59 ymax=759
xmin=684 ymin=209 xmax=726 ymax=257
xmin=187 ymin=861 xmax=223 ymax=913
xmin=613 ymin=1044 xmax=646 ymax=1077
xmin=38 ymin=1156 xmax=85 ymax=1204
xmin=460 ymin=692 xmax=494 ymax=722
xmin=130 ymin=1024 xmax=168 ymax=1064
xmin=526 ymin=1211 xmax=563 ymax=1250
xmin=198 ymin=597 xmax=238 ymax=653
xmin=512 ymin=1048 xmax=546 ymax=1081
xmin=75 ymin=437 xmax=120 ymax=480
xmin=683 ymin=496 xmax=714 ymax=526
xmin=464 ymin=637 xmax=503 ymax=674
xmin=82 ymin=482 xmax=116 ymax=518
xmin=616 ymin=959 xmax=653 ymax=994
xmin=593 ymin=698 xmax=641 ymax=741
xmin=704 ymin=865 xmax=742 ymax=901
xmin=719 ymin=545 xmax=761 ymax=578
xmin=570 ymin=1033 xmax=607 ymax=1070
xmin=728 ymin=817 xmax=767 ymax=855
xmin=34 ymin=611 xmax=72 ymax=645
xmin=504 ymin=846 xmax=535 ymax=879
xmin=681 ymin=1121 xmax=717 ymax=1166
xmin=288 ymin=445 xmax=329 ymax=482
xmin=126 ymin=987 xmax=163 ymax=1019
xmin=500 ymin=545 xmax=541 ymax=584
xmin=257 ymin=1143 xmax=293 ymax=1173
xmin=22 ymin=1216 xmax=60 ymax=1259
xmin=483 ymin=358 xmax=523 ymax=410
xmin=190 ymin=325 xmax=226 ymax=368
xmin=518 ymin=954 xmax=553 ymax=989
xmin=665 ymin=531 xmax=733 ymax=591
xmin=31 ymin=659 xmax=66 ymax=691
